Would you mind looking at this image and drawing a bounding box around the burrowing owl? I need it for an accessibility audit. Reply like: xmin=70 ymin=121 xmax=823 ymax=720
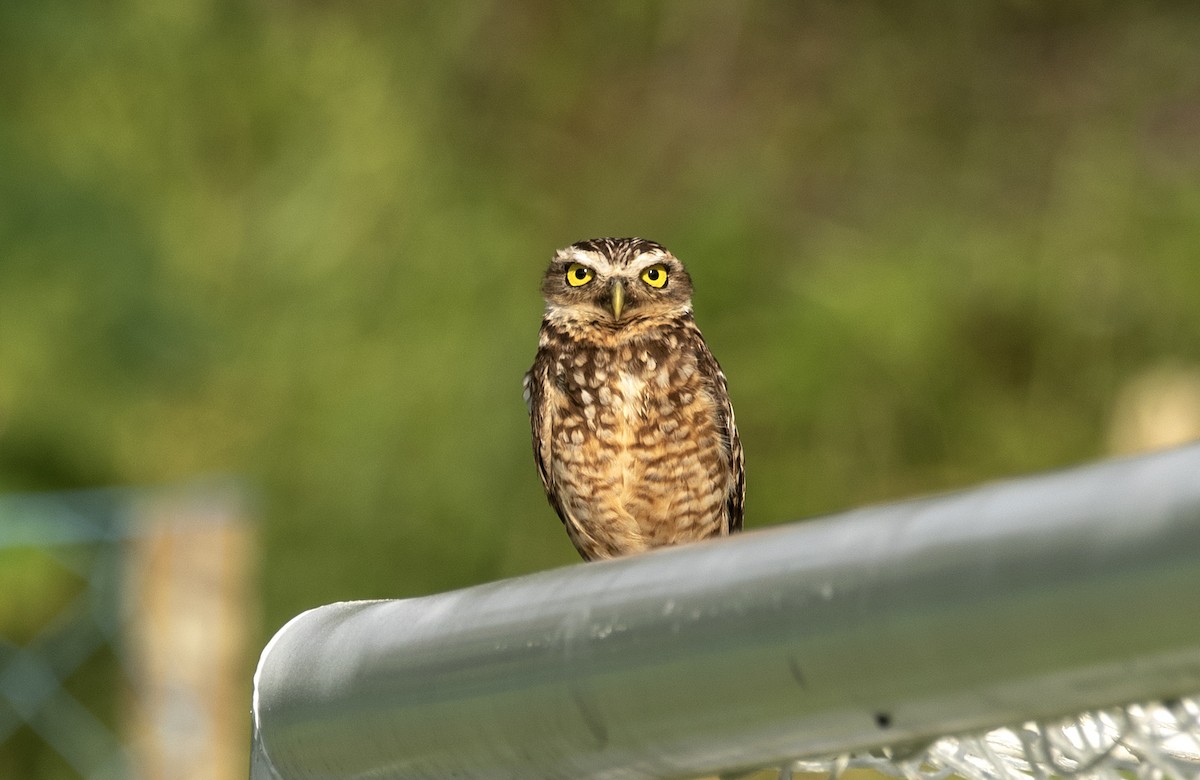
xmin=523 ymin=237 xmax=744 ymax=561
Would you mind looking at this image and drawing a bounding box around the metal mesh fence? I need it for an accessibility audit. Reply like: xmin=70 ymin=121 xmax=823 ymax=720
xmin=0 ymin=491 xmax=135 ymax=780
xmin=1 ymin=485 xmax=251 ymax=780
xmin=785 ymin=695 xmax=1200 ymax=780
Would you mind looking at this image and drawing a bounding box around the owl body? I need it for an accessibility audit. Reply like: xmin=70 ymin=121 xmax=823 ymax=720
xmin=524 ymin=238 xmax=743 ymax=561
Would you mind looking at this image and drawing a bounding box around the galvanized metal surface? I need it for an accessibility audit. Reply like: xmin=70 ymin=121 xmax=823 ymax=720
xmin=251 ymin=444 xmax=1200 ymax=780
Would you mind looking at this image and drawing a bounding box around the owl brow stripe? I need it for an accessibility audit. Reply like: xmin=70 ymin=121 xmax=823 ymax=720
xmin=628 ymin=252 xmax=670 ymax=273
xmin=558 ymin=250 xmax=613 ymax=276
xmin=568 ymin=237 xmax=666 ymax=258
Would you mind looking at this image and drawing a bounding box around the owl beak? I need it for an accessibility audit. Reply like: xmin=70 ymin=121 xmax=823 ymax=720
xmin=610 ymin=279 xmax=625 ymax=320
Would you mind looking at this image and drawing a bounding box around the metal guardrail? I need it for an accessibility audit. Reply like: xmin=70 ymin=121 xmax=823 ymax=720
xmin=250 ymin=444 xmax=1200 ymax=780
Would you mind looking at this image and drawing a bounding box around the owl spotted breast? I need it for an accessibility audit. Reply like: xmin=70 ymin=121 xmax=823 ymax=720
xmin=523 ymin=238 xmax=744 ymax=561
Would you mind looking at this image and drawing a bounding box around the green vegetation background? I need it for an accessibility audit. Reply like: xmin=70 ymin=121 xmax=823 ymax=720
xmin=3 ymin=0 xmax=1199 ymax=644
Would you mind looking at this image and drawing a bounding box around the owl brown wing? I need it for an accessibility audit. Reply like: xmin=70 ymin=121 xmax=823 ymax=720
xmin=688 ymin=322 xmax=745 ymax=534
xmin=715 ymin=365 xmax=745 ymax=533
xmin=523 ymin=350 xmax=569 ymax=528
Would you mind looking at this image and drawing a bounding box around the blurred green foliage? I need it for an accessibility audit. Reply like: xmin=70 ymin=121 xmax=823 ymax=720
xmin=2 ymin=1 xmax=1199 ymax=639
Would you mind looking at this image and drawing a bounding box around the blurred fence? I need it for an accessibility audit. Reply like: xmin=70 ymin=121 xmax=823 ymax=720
xmin=249 ymin=444 xmax=1200 ymax=780
xmin=0 ymin=484 xmax=253 ymax=780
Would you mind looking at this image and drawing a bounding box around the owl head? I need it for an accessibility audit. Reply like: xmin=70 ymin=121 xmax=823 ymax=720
xmin=540 ymin=237 xmax=694 ymax=325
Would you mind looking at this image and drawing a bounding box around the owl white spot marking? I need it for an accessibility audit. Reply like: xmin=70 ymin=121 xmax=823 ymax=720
xmin=571 ymin=429 xmax=584 ymax=444
xmin=574 ymin=371 xmax=585 ymax=385
xmin=617 ymin=371 xmax=645 ymax=402
xmin=581 ymin=389 xmax=593 ymax=405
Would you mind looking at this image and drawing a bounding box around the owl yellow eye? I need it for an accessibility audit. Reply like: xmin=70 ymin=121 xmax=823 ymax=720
xmin=640 ymin=263 xmax=668 ymax=288
xmin=566 ymin=263 xmax=594 ymax=287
